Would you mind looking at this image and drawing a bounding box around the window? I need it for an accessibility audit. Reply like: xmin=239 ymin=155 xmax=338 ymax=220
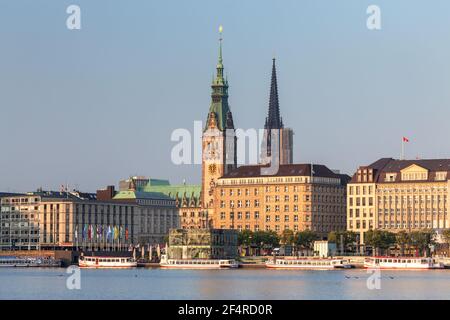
xmin=435 ymin=172 xmax=447 ymax=181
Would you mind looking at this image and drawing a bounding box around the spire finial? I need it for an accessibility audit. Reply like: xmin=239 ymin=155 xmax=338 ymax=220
xmin=265 ymin=58 xmax=282 ymax=129
xmin=218 ymin=25 xmax=223 ymax=64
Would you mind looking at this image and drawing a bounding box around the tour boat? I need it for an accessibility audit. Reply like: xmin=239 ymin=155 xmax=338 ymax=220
xmin=78 ymin=255 xmax=137 ymax=269
xmin=265 ymin=258 xmax=353 ymax=270
xmin=159 ymin=255 xmax=239 ymax=269
xmin=0 ymin=256 xmax=61 ymax=268
xmin=364 ymin=257 xmax=444 ymax=270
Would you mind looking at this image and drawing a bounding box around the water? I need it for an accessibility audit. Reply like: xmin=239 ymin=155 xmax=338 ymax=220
xmin=1 ymin=268 xmax=449 ymax=299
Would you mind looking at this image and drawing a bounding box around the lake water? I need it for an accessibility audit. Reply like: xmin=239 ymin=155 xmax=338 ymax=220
xmin=1 ymin=268 xmax=450 ymax=300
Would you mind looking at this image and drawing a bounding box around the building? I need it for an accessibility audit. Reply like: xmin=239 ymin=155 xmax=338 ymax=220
xmin=166 ymin=228 xmax=238 ymax=259
xmin=0 ymin=186 xmax=179 ymax=251
xmin=0 ymin=191 xmax=137 ymax=251
xmin=194 ymin=32 xmax=348 ymax=237
xmin=122 ymin=178 xmax=205 ymax=229
xmin=314 ymin=240 xmax=337 ymax=257
xmin=201 ymin=30 xmax=237 ymax=216
xmin=260 ymin=59 xmax=294 ymax=166
xmin=212 ymin=164 xmax=349 ymax=237
xmin=108 ymin=185 xmax=180 ymax=244
xmin=347 ymin=158 xmax=450 ymax=244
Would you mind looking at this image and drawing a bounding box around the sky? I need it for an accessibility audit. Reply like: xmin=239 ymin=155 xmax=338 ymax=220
xmin=1 ymin=0 xmax=450 ymax=192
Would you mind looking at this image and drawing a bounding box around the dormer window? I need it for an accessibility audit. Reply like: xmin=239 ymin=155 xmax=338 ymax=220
xmin=435 ymin=172 xmax=447 ymax=181
xmin=400 ymin=164 xmax=429 ymax=181
xmin=385 ymin=173 xmax=397 ymax=182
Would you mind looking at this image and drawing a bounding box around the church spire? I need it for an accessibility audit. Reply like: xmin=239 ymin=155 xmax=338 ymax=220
xmin=205 ymin=25 xmax=232 ymax=132
xmin=265 ymin=58 xmax=283 ymax=129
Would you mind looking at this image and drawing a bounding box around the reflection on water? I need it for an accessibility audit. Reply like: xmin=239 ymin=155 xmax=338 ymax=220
xmin=0 ymin=268 xmax=449 ymax=300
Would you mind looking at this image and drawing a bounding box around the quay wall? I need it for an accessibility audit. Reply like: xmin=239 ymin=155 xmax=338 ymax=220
xmin=0 ymin=250 xmax=56 ymax=258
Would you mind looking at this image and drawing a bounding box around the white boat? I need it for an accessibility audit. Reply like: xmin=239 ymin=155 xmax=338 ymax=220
xmin=364 ymin=257 xmax=444 ymax=270
xmin=265 ymin=258 xmax=353 ymax=270
xmin=78 ymin=255 xmax=137 ymax=269
xmin=160 ymin=255 xmax=239 ymax=269
xmin=0 ymin=256 xmax=61 ymax=268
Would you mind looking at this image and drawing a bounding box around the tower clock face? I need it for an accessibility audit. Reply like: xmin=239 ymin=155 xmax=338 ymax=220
xmin=208 ymin=164 xmax=217 ymax=174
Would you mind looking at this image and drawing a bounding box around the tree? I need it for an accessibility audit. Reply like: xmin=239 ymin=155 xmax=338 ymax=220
xmin=395 ymin=231 xmax=410 ymax=256
xmin=443 ymin=229 xmax=450 ymax=244
xmin=251 ymin=231 xmax=279 ymax=255
xmin=295 ymin=230 xmax=318 ymax=256
xmin=365 ymin=230 xmax=396 ymax=256
xmin=280 ymin=229 xmax=295 ymax=246
xmin=238 ymin=230 xmax=253 ymax=247
xmin=410 ymin=229 xmax=435 ymax=257
xmin=328 ymin=230 xmax=357 ymax=254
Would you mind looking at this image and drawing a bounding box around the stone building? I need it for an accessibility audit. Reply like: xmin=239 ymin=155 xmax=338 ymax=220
xmin=0 ymin=191 xmax=137 ymax=251
xmin=212 ymin=164 xmax=349 ymax=237
xmin=347 ymin=158 xmax=450 ymax=244
xmin=0 ymin=187 xmax=178 ymax=251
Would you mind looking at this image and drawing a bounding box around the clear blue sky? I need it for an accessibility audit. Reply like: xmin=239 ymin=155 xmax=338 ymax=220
xmin=1 ymin=0 xmax=450 ymax=192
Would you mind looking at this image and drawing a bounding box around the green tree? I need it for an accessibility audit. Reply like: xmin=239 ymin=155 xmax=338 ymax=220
xmin=295 ymin=230 xmax=318 ymax=256
xmin=365 ymin=230 xmax=396 ymax=256
xmin=238 ymin=230 xmax=253 ymax=247
xmin=410 ymin=229 xmax=435 ymax=257
xmin=395 ymin=231 xmax=410 ymax=256
xmin=443 ymin=229 xmax=450 ymax=244
xmin=280 ymin=229 xmax=295 ymax=246
xmin=253 ymin=231 xmax=279 ymax=251
xmin=443 ymin=229 xmax=450 ymax=256
xmin=328 ymin=230 xmax=357 ymax=254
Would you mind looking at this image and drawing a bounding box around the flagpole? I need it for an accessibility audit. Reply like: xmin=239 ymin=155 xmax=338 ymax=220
xmin=401 ymin=138 xmax=404 ymax=160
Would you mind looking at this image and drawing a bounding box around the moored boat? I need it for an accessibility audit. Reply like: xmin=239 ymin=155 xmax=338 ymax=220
xmin=364 ymin=257 xmax=444 ymax=270
xmin=0 ymin=256 xmax=61 ymax=268
xmin=160 ymin=255 xmax=238 ymax=269
xmin=265 ymin=258 xmax=353 ymax=270
xmin=78 ymin=255 xmax=137 ymax=269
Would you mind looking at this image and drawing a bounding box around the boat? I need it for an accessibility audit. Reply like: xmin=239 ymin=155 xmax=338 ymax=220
xmin=78 ymin=255 xmax=137 ymax=269
xmin=265 ymin=258 xmax=353 ymax=270
xmin=0 ymin=256 xmax=61 ymax=268
xmin=364 ymin=257 xmax=444 ymax=270
xmin=159 ymin=255 xmax=239 ymax=269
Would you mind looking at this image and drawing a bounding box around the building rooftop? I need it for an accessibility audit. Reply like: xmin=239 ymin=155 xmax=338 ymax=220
xmin=221 ymin=163 xmax=350 ymax=184
xmin=351 ymin=157 xmax=450 ymax=183
xmin=113 ymin=190 xmax=175 ymax=201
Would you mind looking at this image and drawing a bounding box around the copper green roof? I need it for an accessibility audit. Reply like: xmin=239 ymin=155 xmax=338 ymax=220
xmin=141 ymin=184 xmax=201 ymax=200
xmin=205 ymin=34 xmax=232 ymax=132
xmin=113 ymin=190 xmax=174 ymax=201
xmin=146 ymin=179 xmax=170 ymax=186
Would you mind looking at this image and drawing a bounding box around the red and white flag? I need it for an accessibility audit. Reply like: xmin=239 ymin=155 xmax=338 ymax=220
xmin=403 ymin=137 xmax=409 ymax=143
